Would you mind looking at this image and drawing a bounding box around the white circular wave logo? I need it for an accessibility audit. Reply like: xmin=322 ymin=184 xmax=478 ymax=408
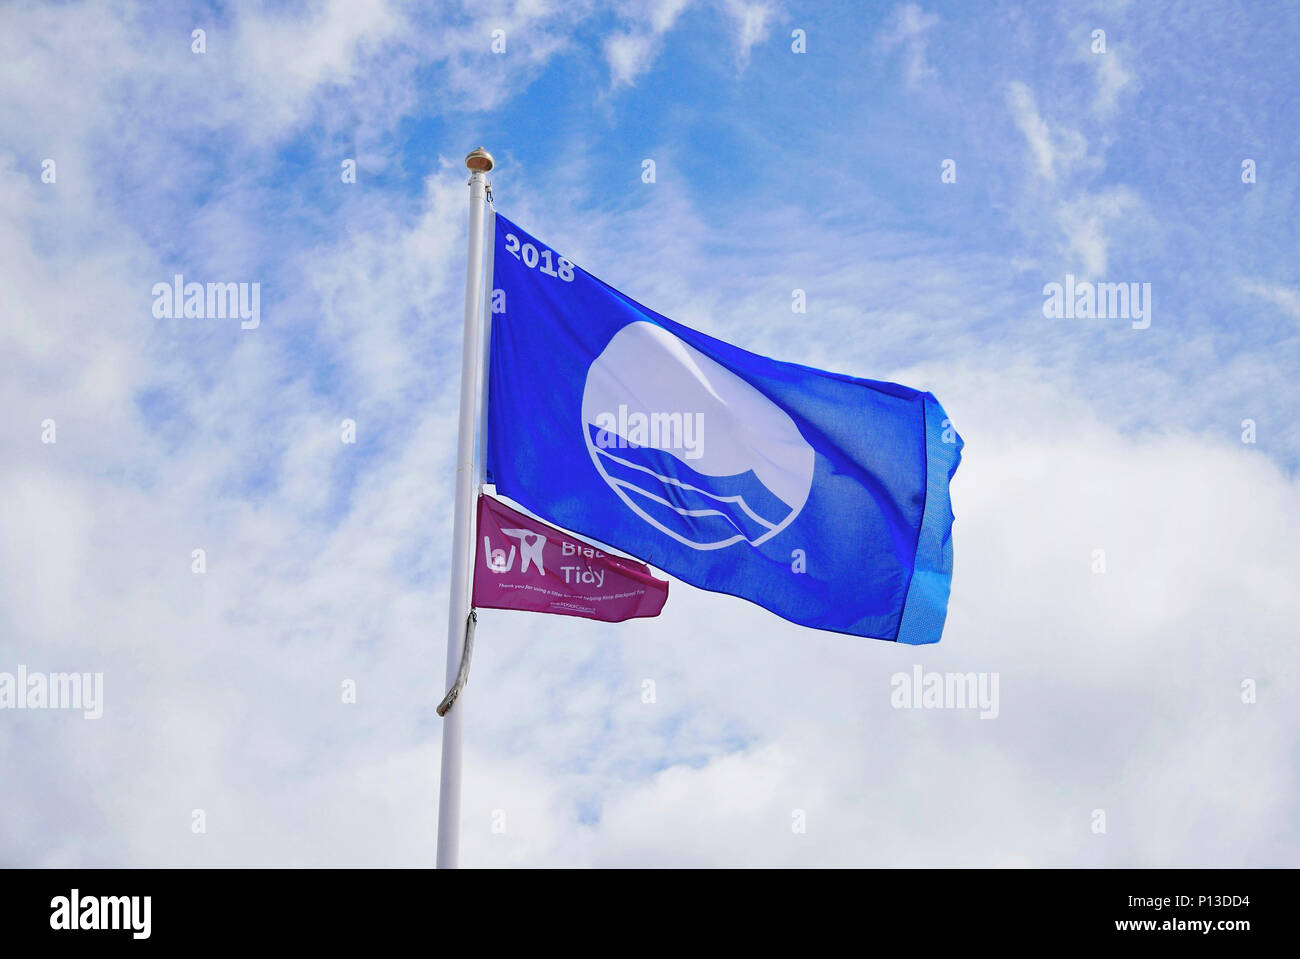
xmin=581 ymin=321 xmax=815 ymax=550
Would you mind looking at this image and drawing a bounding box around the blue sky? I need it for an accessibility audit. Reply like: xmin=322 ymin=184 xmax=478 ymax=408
xmin=1 ymin=0 xmax=1298 ymax=866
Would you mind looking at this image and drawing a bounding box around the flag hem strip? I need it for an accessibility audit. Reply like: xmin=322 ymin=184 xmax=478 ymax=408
xmin=895 ymin=394 xmax=962 ymax=645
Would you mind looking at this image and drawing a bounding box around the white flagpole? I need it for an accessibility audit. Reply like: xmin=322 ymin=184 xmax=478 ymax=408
xmin=437 ymin=146 xmax=494 ymax=869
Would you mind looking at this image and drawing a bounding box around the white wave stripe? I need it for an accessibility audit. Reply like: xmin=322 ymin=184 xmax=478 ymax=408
xmin=595 ymin=446 xmax=779 ymax=531
xmin=609 ymin=480 xmax=750 ymax=547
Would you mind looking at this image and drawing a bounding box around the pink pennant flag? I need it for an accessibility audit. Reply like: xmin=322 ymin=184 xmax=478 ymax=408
xmin=473 ymin=495 xmax=668 ymax=622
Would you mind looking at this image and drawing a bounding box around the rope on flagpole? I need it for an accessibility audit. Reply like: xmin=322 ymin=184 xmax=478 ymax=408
xmin=437 ymin=609 xmax=477 ymax=717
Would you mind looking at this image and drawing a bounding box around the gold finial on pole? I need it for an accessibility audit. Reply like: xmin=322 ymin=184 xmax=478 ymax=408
xmin=465 ymin=146 xmax=494 ymax=173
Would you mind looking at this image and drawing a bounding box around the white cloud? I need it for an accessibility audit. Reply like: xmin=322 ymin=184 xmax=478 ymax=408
xmin=876 ymin=3 xmax=940 ymax=89
xmin=1239 ymin=279 xmax=1300 ymax=320
xmin=231 ymin=0 xmax=406 ymax=128
xmin=1091 ymin=46 xmax=1135 ymax=118
xmin=1006 ymin=81 xmax=1091 ymax=183
xmin=605 ymin=31 xmax=660 ymax=87
xmin=605 ymin=0 xmax=694 ymax=87
xmin=1004 ymin=80 xmax=1146 ymax=277
xmin=1055 ymin=186 xmax=1141 ymax=276
xmin=720 ymin=0 xmax=776 ymax=70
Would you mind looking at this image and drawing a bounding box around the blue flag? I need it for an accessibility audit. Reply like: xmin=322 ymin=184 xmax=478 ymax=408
xmin=484 ymin=213 xmax=962 ymax=644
